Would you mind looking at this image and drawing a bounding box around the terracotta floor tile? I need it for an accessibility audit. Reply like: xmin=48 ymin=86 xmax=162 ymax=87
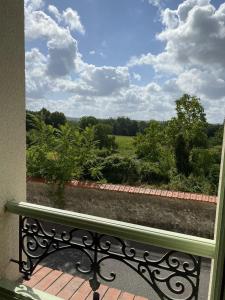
xmin=26 ymin=266 xmax=149 ymax=300
xmin=34 ymin=269 xmax=63 ymax=291
xmin=33 ymin=264 xmax=43 ymax=274
xmin=119 ymin=291 xmax=135 ymax=300
xmin=46 ymin=272 xmax=73 ymax=295
xmin=70 ymin=281 xmax=92 ymax=300
xmin=57 ymin=276 xmax=85 ymax=300
xmin=23 ymin=267 xmax=52 ymax=288
xmin=102 ymin=287 xmax=121 ymax=300
xmin=86 ymin=284 xmax=109 ymax=300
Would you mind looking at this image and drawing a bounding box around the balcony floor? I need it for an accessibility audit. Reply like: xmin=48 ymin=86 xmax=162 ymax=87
xmin=23 ymin=265 xmax=148 ymax=300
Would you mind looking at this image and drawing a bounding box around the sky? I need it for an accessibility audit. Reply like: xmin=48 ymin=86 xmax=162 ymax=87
xmin=25 ymin=0 xmax=225 ymax=122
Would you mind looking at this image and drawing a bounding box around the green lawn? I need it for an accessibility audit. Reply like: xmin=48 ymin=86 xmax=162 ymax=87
xmin=114 ymin=135 xmax=136 ymax=157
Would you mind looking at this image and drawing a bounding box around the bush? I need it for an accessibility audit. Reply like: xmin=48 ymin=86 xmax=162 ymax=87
xmin=101 ymin=155 xmax=139 ymax=184
xmin=167 ymin=174 xmax=215 ymax=195
xmin=139 ymin=162 xmax=168 ymax=184
xmin=81 ymin=156 xmax=104 ymax=181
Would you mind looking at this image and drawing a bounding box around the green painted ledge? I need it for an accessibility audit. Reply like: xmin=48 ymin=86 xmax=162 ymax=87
xmin=0 ymin=279 xmax=62 ymax=300
xmin=6 ymin=201 xmax=216 ymax=258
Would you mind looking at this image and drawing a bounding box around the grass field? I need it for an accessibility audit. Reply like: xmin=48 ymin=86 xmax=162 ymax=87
xmin=114 ymin=135 xmax=136 ymax=156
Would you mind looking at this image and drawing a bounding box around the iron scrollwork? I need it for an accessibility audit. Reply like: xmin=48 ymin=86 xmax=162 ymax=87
xmin=12 ymin=216 xmax=202 ymax=300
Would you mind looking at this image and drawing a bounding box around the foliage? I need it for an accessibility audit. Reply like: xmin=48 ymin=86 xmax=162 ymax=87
xmin=27 ymin=117 xmax=100 ymax=207
xmin=93 ymin=123 xmax=117 ymax=151
xmin=175 ymin=134 xmax=190 ymax=176
xmin=26 ymin=96 xmax=224 ymax=196
xmin=79 ymin=116 xmax=99 ymax=129
xmin=72 ymin=116 xmax=148 ymax=136
xmin=27 ymin=118 xmax=99 ymax=183
xmin=48 ymin=111 xmax=67 ymax=128
xmin=101 ymin=154 xmax=139 ymax=184
xmin=167 ymin=94 xmax=207 ymax=148
xmin=26 ymin=108 xmax=66 ymax=131
xmin=114 ymin=135 xmax=136 ymax=157
xmin=139 ymin=162 xmax=167 ymax=184
xmin=112 ymin=117 xmax=138 ymax=136
xmin=134 ymin=121 xmax=166 ymax=161
xmin=167 ymin=174 xmax=215 ymax=195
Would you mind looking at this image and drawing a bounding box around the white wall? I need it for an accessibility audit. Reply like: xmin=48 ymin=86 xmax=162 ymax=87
xmin=0 ymin=0 xmax=26 ymax=280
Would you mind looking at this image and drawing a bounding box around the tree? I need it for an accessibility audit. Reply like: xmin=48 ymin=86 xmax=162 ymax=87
xmin=49 ymin=111 xmax=66 ymax=128
xmin=175 ymin=134 xmax=190 ymax=176
xmin=79 ymin=116 xmax=98 ymax=129
xmin=93 ymin=123 xmax=117 ymax=151
xmin=27 ymin=119 xmax=100 ymax=207
xmin=26 ymin=108 xmax=67 ymax=130
xmin=39 ymin=108 xmax=51 ymax=125
xmin=134 ymin=120 xmax=166 ymax=161
xmin=168 ymin=94 xmax=207 ymax=149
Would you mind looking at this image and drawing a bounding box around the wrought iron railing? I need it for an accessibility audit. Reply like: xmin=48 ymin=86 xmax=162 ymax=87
xmin=6 ymin=201 xmax=216 ymax=300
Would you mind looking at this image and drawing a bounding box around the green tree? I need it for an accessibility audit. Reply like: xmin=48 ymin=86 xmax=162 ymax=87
xmin=79 ymin=116 xmax=98 ymax=129
xmin=39 ymin=108 xmax=51 ymax=125
xmin=49 ymin=111 xmax=66 ymax=128
xmin=175 ymin=134 xmax=190 ymax=176
xmin=134 ymin=120 xmax=166 ymax=161
xmin=27 ymin=118 xmax=100 ymax=207
xmin=26 ymin=108 xmax=67 ymax=130
xmin=167 ymin=94 xmax=207 ymax=149
xmin=93 ymin=123 xmax=117 ymax=151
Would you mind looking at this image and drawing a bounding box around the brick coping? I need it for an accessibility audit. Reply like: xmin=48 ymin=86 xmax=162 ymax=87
xmin=27 ymin=177 xmax=217 ymax=204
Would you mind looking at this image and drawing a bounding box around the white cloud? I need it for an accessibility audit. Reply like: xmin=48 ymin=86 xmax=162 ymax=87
xmin=79 ymin=65 xmax=130 ymax=96
xmin=127 ymin=0 xmax=225 ymax=122
xmin=25 ymin=0 xmax=225 ymax=123
xmin=25 ymin=2 xmax=78 ymax=78
xmin=46 ymin=33 xmax=77 ymax=77
xmin=25 ymin=48 xmax=48 ymax=98
xmin=56 ymin=64 xmax=131 ymax=97
xmin=148 ymin=0 xmax=163 ymax=8
xmin=25 ymin=0 xmax=44 ymax=11
xmin=48 ymin=5 xmax=62 ymax=22
xmin=133 ymin=73 xmax=142 ymax=81
xmin=63 ymin=8 xmax=85 ymax=34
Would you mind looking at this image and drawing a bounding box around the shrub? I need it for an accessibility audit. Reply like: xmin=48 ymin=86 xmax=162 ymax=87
xmin=101 ymin=154 xmax=139 ymax=184
xmin=167 ymin=174 xmax=215 ymax=195
xmin=139 ymin=162 xmax=168 ymax=184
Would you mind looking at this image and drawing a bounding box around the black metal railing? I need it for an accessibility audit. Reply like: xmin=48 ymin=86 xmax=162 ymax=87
xmin=11 ymin=216 xmax=202 ymax=300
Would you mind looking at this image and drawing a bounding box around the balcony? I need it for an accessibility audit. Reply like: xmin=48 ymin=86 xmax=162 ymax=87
xmin=1 ymin=1 xmax=225 ymax=299
xmin=3 ymin=201 xmax=216 ymax=299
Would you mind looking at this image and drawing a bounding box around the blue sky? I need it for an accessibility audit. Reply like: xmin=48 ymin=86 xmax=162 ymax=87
xmin=25 ymin=0 xmax=225 ymax=122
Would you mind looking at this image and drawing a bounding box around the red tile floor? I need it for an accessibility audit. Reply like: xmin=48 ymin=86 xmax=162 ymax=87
xmin=23 ymin=265 xmax=148 ymax=300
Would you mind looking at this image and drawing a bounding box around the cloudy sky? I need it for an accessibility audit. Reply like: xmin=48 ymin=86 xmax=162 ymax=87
xmin=25 ymin=0 xmax=225 ymax=122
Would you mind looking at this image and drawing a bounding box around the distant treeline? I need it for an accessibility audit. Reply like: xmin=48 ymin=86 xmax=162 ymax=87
xmin=72 ymin=115 xmax=150 ymax=136
xmin=27 ymin=108 xmax=223 ymax=139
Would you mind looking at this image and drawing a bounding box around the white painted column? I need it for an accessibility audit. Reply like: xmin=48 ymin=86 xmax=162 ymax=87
xmin=0 ymin=0 xmax=26 ymax=280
